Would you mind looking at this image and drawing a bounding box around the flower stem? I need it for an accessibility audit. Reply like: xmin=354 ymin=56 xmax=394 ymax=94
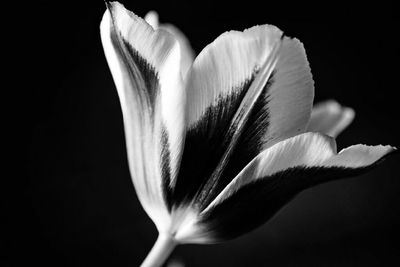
xmin=141 ymin=234 xmax=177 ymax=267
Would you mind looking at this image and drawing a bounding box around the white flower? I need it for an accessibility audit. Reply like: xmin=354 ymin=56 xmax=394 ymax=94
xmin=100 ymin=2 xmax=396 ymax=266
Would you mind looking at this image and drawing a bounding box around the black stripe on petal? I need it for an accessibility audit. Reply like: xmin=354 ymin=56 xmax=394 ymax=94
xmin=198 ymin=70 xmax=276 ymax=209
xmin=170 ymin=75 xmax=256 ymax=207
xmin=200 ymin=157 xmax=394 ymax=242
xmin=108 ymin=13 xmax=176 ymax=206
xmin=160 ymin=126 xmax=173 ymax=210
xmin=122 ymin=38 xmax=159 ymax=110
xmin=108 ymin=9 xmax=160 ymax=116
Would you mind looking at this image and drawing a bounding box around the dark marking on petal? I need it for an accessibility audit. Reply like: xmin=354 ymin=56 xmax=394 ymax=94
xmin=108 ymin=8 xmax=160 ymax=117
xmin=171 ymin=75 xmax=256 ymax=207
xmin=200 ymin=153 xmax=395 ymax=242
xmin=171 ymin=69 xmax=278 ymax=209
xmin=160 ymin=127 xmax=173 ymax=211
xmin=108 ymin=9 xmax=176 ymax=207
xmin=122 ymin=38 xmax=159 ymax=110
xmin=197 ymin=70 xmax=276 ymax=209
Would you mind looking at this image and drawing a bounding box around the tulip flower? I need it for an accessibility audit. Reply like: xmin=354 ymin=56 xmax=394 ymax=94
xmin=100 ymin=2 xmax=396 ymax=266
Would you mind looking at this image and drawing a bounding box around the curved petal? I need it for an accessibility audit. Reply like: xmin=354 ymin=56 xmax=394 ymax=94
xmin=143 ymin=10 xmax=159 ymax=28
xmin=308 ymin=100 xmax=355 ymax=137
xmin=100 ymin=3 xmax=185 ymax=231
xmin=145 ymin=11 xmax=195 ymax=77
xmin=200 ymin=132 xmax=396 ymax=241
xmin=170 ymin=26 xmax=314 ymax=210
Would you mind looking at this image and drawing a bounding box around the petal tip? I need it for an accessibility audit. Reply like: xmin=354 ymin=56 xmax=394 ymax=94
xmin=343 ymin=106 xmax=355 ymax=119
xmin=144 ymin=10 xmax=159 ymax=29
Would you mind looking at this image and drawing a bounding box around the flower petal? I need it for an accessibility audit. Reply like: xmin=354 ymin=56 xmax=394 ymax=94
xmin=170 ymin=27 xmax=314 ymax=209
xmin=308 ymin=100 xmax=355 ymax=137
xmin=143 ymin=10 xmax=159 ymax=28
xmin=200 ymin=132 xmax=396 ymax=241
xmin=100 ymin=2 xmax=185 ymax=230
xmin=145 ymin=11 xmax=195 ymax=77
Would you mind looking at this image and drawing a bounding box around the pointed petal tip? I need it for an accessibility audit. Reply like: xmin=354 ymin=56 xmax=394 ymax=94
xmin=331 ymin=142 xmax=397 ymax=169
xmin=104 ymin=1 xmax=112 ymax=10
xmin=373 ymin=144 xmax=397 ymax=156
xmin=102 ymin=1 xmax=147 ymax=30
xmin=339 ymin=143 xmax=396 ymax=154
xmin=104 ymin=1 xmax=121 ymax=12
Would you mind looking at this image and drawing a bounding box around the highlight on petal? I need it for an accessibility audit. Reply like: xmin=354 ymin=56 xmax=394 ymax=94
xmin=308 ymin=100 xmax=355 ymax=137
xmin=170 ymin=26 xmax=314 ymax=211
xmin=145 ymin=10 xmax=195 ymax=77
xmin=169 ymin=25 xmax=281 ymax=206
xmin=200 ymin=132 xmax=396 ymax=241
xmin=144 ymin=10 xmax=159 ymax=28
xmin=100 ymin=2 xmax=185 ymax=232
xmin=185 ymin=25 xmax=283 ymax=129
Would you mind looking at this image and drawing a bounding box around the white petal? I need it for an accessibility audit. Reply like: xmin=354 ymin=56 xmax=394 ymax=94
xmin=308 ymin=100 xmax=355 ymax=137
xmin=185 ymin=25 xmax=282 ymax=128
xmin=259 ymin=35 xmax=315 ymax=148
xmin=144 ymin=10 xmax=159 ymax=29
xmin=171 ymin=27 xmax=314 ymax=207
xmin=170 ymin=25 xmax=282 ymax=204
xmin=161 ymin=23 xmax=195 ymax=77
xmin=145 ymin=11 xmax=195 ymax=77
xmin=205 ymin=132 xmax=396 ymax=212
xmin=185 ymin=26 xmax=314 ymax=148
xmin=100 ymin=3 xmax=185 ymax=231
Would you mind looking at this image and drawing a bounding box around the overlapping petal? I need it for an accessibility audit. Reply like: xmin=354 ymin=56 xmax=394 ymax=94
xmin=308 ymin=100 xmax=355 ymax=137
xmin=170 ymin=26 xmax=314 ymax=211
xmin=199 ymin=132 xmax=396 ymax=241
xmin=100 ymin=2 xmax=185 ymax=231
xmin=144 ymin=11 xmax=195 ymax=77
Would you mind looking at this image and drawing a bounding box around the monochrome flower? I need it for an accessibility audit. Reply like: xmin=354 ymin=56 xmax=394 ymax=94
xmin=100 ymin=2 xmax=396 ymax=265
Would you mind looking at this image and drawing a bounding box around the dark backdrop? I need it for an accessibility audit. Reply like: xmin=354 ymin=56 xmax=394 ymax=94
xmin=8 ymin=1 xmax=399 ymax=266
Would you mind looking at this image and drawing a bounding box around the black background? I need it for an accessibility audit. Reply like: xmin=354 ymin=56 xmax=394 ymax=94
xmin=7 ymin=1 xmax=400 ymax=266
